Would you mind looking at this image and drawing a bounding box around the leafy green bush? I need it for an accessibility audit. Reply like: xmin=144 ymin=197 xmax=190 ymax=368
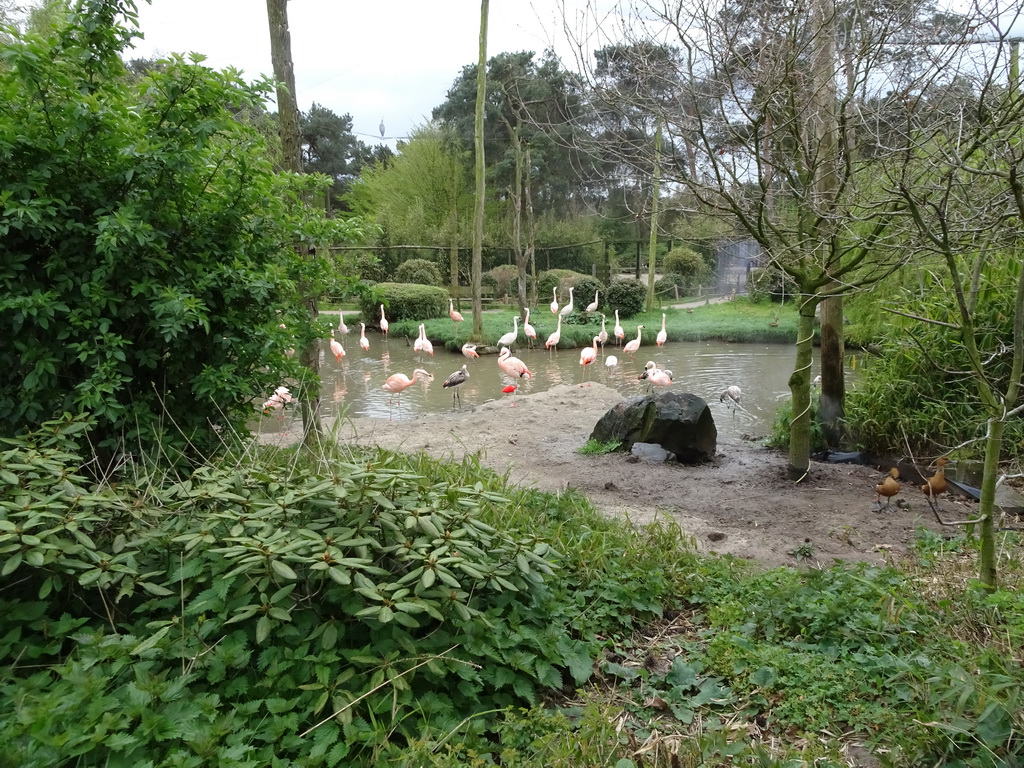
xmin=537 ymin=269 xmax=593 ymax=298
xmin=395 ymin=258 xmax=444 ymax=286
xmin=360 ymin=283 xmax=448 ymax=324
xmin=0 ymin=4 xmax=357 ymax=467
xmin=604 ymin=279 xmax=647 ymax=319
xmin=663 ymin=246 xmax=711 ymax=292
xmin=655 ymin=272 xmax=688 ymax=298
xmin=483 ymin=264 xmax=527 ymax=298
xmin=747 ymin=266 xmax=797 ymax=303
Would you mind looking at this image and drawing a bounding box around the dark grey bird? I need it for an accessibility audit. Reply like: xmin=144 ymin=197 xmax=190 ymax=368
xmin=442 ymin=364 xmax=469 ymax=409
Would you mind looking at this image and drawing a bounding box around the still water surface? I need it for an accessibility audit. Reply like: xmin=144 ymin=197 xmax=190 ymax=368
xmin=301 ymin=332 xmax=812 ymax=440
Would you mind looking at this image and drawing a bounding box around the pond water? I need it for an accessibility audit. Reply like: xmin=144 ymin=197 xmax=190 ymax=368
xmin=267 ymin=332 xmax=822 ymax=440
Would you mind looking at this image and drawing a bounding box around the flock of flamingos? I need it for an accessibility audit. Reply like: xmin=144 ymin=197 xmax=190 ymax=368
xmin=307 ymin=286 xmax=742 ymax=418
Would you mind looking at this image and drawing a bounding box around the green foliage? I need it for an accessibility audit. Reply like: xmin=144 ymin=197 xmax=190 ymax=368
xmin=0 ymin=4 xmax=362 ymax=466
xmin=482 ymin=264 xmax=526 ymax=298
xmin=577 ymin=439 xmax=622 ymax=455
xmin=662 ymin=246 xmax=711 ymax=293
xmin=360 ymin=283 xmax=449 ymax=324
xmin=747 ymin=267 xmax=798 ymax=303
xmin=395 ymin=258 xmax=444 ymax=286
xmin=846 ymin=256 xmax=1024 ymax=463
xmin=767 ymin=394 xmax=825 ymax=452
xmin=605 ymin=279 xmax=647 ymax=319
xmin=536 ymin=269 xmax=599 ymax=299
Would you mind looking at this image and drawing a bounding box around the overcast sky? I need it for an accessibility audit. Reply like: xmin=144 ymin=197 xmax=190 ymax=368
xmin=129 ymin=1 xmax=601 ymax=150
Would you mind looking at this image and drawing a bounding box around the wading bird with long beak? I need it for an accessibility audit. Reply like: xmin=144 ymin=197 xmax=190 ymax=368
xmin=598 ymin=314 xmax=608 ymax=352
xmin=559 ymin=286 xmax=575 ymax=318
xmin=545 ymin=314 xmax=563 ymax=353
xmin=579 ymin=335 xmax=599 ymax=384
xmin=656 ymin=313 xmax=667 ymax=347
xmin=586 ymin=290 xmax=599 ymax=314
xmin=498 ymin=347 xmax=532 ymax=379
xmin=337 ymin=310 xmax=349 ymax=336
xmin=417 ymin=324 xmax=433 ymax=357
xmin=720 ymin=385 xmax=742 ymax=406
xmin=613 ymin=309 xmax=625 ymax=347
xmin=359 ymin=322 xmax=370 ymax=352
xmin=379 ymin=304 xmax=389 ymax=338
xmin=442 ymin=364 xmax=469 ymax=409
xmin=623 ymin=325 xmax=644 ymax=357
xmin=523 ymin=308 xmax=537 ymax=348
xmin=381 ymin=368 xmax=433 ymax=420
xmin=329 ymin=337 xmax=345 ymax=361
xmin=497 ymin=316 xmax=519 ymax=349
xmin=461 ymin=342 xmax=479 ymax=359
xmin=550 ymin=287 xmax=559 ymax=315
xmin=449 ymin=298 xmax=464 ymax=323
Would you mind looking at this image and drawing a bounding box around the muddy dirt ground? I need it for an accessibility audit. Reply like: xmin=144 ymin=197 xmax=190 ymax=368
xmin=266 ymin=383 xmax=974 ymax=568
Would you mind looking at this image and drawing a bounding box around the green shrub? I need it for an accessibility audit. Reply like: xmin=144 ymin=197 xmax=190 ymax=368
xmin=604 ymin=279 xmax=647 ymax=319
xmin=655 ymin=272 xmax=688 ymax=298
xmin=537 ymin=269 xmax=591 ymax=298
xmin=483 ymin=264 xmax=527 ymax=298
xmin=663 ymin=246 xmax=710 ymax=292
xmin=0 ymin=5 xmax=358 ymax=468
xmin=395 ymin=257 xmax=444 ymax=286
xmin=747 ymin=266 xmax=797 ymax=303
xmin=360 ymin=283 xmax=448 ymax=323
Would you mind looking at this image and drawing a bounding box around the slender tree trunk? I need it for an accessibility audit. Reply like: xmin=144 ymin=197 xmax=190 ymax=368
xmin=819 ymin=296 xmax=845 ymax=446
xmin=449 ymin=162 xmax=459 ymax=292
xmin=788 ymin=298 xmax=819 ymax=480
xmin=525 ymin=147 xmax=537 ymax=308
xmin=471 ymin=0 xmax=488 ymax=338
xmin=646 ymin=120 xmax=662 ymax=312
xmin=266 ymin=0 xmax=323 ymax=445
xmin=977 ymin=418 xmax=1003 ymax=590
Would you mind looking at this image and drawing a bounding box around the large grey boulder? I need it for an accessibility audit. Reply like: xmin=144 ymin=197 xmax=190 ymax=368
xmin=589 ymin=392 xmax=717 ymax=463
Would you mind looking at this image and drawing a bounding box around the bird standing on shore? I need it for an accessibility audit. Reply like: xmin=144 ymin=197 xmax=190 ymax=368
xmin=442 ymin=364 xmax=469 ymax=409
xmin=523 ymin=308 xmax=537 ymax=348
xmin=497 ymin=316 xmax=519 ymax=349
xmin=922 ymin=457 xmax=950 ymax=511
xmin=559 ymin=286 xmax=575 ymax=318
xmin=449 ymin=299 xmax=464 ymax=323
xmin=874 ymin=467 xmax=901 ymax=510
xmin=586 ymin=290 xmax=599 ymax=313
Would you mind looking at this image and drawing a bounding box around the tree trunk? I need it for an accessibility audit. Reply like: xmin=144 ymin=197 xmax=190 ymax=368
xmin=977 ymin=417 xmax=1003 ymax=590
xmin=471 ymin=0 xmax=488 ymax=338
xmin=646 ymin=120 xmax=662 ymax=312
xmin=819 ymin=295 xmax=845 ymax=446
xmin=787 ymin=299 xmax=819 ymax=480
xmin=266 ymin=0 xmax=323 ymax=445
xmin=449 ymin=162 xmax=459 ymax=292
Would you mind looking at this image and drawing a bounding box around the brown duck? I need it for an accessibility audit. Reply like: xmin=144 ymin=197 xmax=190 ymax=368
xmin=874 ymin=467 xmax=901 ymax=510
xmin=921 ymin=457 xmax=950 ymax=510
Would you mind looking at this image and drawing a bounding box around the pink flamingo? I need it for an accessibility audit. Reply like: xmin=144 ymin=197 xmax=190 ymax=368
xmin=579 ymin=335 xmax=599 ymax=385
xmin=640 ymin=360 xmax=673 ymax=392
xmin=656 ymin=313 xmax=667 ymax=347
xmin=449 ymin=298 xmax=464 ymax=323
xmin=379 ymin=304 xmax=389 ymax=338
xmin=613 ymin=309 xmax=625 ymax=346
xmin=329 ymin=337 xmax=345 ymax=361
xmin=418 ymin=324 xmax=433 ymax=356
xmin=337 ymin=310 xmax=349 ymax=336
xmin=597 ymin=314 xmax=608 ymax=353
xmin=359 ymin=322 xmax=370 ymax=352
xmin=623 ymin=324 xmax=644 ymax=358
xmin=544 ymin=314 xmax=562 ymax=353
xmin=523 ymin=308 xmax=537 ymax=348
xmin=381 ymin=368 xmax=433 ymax=420
xmin=550 ymin=287 xmax=559 ymax=315
xmin=461 ymin=342 xmax=480 ymax=359
xmin=498 ymin=347 xmax=532 ymax=379
xmin=586 ymin=290 xmax=599 ymax=313
xmin=497 ymin=316 xmax=519 ymax=349
xmin=559 ymin=286 xmax=575 ymax=318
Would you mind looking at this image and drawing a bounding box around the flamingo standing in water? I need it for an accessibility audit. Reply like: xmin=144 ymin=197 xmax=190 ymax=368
xmin=544 ymin=314 xmax=563 ymax=353
xmin=559 ymin=286 xmax=575 ymax=318
xmin=613 ymin=310 xmax=625 ymax=346
xmin=656 ymin=313 xmax=668 ymax=347
xmin=417 ymin=324 xmax=433 ymax=357
xmin=720 ymin=385 xmax=742 ymax=406
xmin=461 ymin=343 xmax=480 ymax=359
xmin=497 ymin=348 xmax=532 ymax=379
xmin=579 ymin=335 xmax=599 ymax=385
xmin=442 ymin=364 xmax=469 ymax=409
xmin=597 ymin=314 xmax=609 ymax=354
xmin=337 ymin=310 xmax=349 ymax=336
xmin=379 ymin=304 xmax=389 ymax=338
xmin=586 ymin=290 xmax=599 ymax=313
xmin=623 ymin=325 xmax=644 ymax=358
xmin=640 ymin=360 xmax=673 ymax=392
xmin=605 ymin=355 xmax=619 ymax=368
xmin=329 ymin=337 xmax=345 ymax=361
xmin=523 ymin=308 xmax=537 ymax=348
xmin=448 ymin=298 xmax=464 ymax=323
xmin=359 ymin=322 xmax=370 ymax=352
xmin=550 ymin=287 xmax=559 ymax=315
xmin=381 ymin=368 xmax=433 ymax=420
xmin=497 ymin=316 xmax=519 ymax=349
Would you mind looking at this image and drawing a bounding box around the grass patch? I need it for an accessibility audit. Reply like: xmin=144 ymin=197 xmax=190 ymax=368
xmin=577 ymin=438 xmax=623 ymax=455
xmin=391 ymin=297 xmax=800 ymax=352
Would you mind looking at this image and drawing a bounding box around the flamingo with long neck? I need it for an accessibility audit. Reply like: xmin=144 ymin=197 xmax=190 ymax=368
xmin=497 ymin=316 xmax=519 ymax=348
xmin=550 ymin=287 xmax=559 ymax=315
xmin=379 ymin=304 xmax=389 ymax=337
xmin=579 ymin=335 xmax=599 ymax=385
xmin=359 ymin=322 xmax=370 ymax=352
xmin=381 ymin=368 xmax=433 ymax=420
xmin=597 ymin=314 xmax=608 ymax=353
xmin=545 ymin=314 xmax=563 ymax=353
xmin=559 ymin=286 xmax=575 ymax=318
xmin=498 ymin=347 xmax=532 ymax=379
xmin=656 ymin=313 xmax=667 ymax=347
xmin=523 ymin=308 xmax=537 ymax=348
xmin=448 ymin=298 xmax=464 ymax=323
xmin=613 ymin=310 xmax=625 ymax=346
xmin=623 ymin=325 xmax=644 ymax=357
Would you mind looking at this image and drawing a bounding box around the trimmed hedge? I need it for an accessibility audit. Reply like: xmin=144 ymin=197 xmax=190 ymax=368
xmin=605 ymin=279 xmax=647 ymax=318
xmin=359 ymin=283 xmax=449 ymax=324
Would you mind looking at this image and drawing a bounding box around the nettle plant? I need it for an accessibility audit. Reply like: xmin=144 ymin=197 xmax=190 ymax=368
xmin=0 ymin=417 xmax=572 ymax=765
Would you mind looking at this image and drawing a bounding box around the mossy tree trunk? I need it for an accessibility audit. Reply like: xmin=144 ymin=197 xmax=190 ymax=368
xmin=470 ymin=0 xmax=488 ymax=339
xmin=787 ymin=298 xmax=820 ymax=480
